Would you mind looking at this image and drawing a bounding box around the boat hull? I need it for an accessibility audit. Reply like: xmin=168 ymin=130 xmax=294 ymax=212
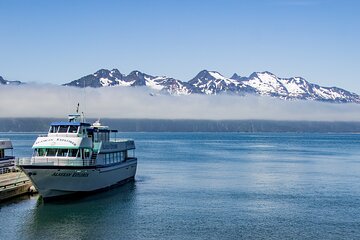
xmin=20 ymin=159 xmax=137 ymax=199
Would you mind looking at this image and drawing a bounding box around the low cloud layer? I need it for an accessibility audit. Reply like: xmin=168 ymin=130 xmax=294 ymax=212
xmin=0 ymin=84 xmax=359 ymax=121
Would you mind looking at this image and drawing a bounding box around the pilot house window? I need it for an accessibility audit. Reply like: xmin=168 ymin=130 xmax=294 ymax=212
xmin=69 ymin=126 xmax=79 ymax=133
xmin=49 ymin=126 xmax=58 ymax=133
xmin=58 ymin=125 xmax=69 ymax=133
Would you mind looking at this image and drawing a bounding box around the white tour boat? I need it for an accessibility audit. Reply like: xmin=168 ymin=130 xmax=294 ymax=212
xmin=0 ymin=139 xmax=15 ymax=174
xmin=18 ymin=114 xmax=137 ymax=200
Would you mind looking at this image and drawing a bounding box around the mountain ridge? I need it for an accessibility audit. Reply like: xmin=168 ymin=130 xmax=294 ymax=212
xmin=0 ymin=75 xmax=22 ymax=85
xmin=1 ymin=70 xmax=359 ymax=103
xmin=63 ymin=69 xmax=360 ymax=103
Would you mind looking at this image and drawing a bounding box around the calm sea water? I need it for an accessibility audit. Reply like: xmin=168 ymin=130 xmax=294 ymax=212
xmin=1 ymin=132 xmax=360 ymax=239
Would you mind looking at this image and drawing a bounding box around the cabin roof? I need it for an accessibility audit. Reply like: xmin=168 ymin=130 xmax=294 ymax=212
xmin=87 ymin=128 xmax=118 ymax=133
xmin=0 ymin=140 xmax=13 ymax=149
xmin=50 ymin=122 xmax=91 ymax=127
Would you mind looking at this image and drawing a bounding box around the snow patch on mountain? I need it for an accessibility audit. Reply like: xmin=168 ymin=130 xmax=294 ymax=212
xmin=279 ymin=77 xmax=307 ymax=96
xmin=242 ymin=72 xmax=288 ymax=96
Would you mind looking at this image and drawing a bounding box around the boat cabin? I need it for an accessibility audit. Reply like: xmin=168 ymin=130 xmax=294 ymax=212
xmin=0 ymin=140 xmax=15 ymax=174
xmin=25 ymin=118 xmax=135 ymax=167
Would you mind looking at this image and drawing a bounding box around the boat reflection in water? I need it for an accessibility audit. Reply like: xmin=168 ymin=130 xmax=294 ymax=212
xmin=19 ymin=181 xmax=138 ymax=240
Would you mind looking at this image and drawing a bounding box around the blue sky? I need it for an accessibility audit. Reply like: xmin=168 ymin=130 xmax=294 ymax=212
xmin=1 ymin=0 xmax=359 ymax=92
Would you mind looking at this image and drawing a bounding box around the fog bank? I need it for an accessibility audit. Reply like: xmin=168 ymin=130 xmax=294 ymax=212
xmin=0 ymin=84 xmax=359 ymax=121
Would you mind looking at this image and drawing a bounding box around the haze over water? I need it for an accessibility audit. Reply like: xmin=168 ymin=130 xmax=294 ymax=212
xmin=1 ymin=132 xmax=360 ymax=239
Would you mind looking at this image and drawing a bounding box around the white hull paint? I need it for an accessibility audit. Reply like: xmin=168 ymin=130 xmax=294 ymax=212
xmin=21 ymin=159 xmax=137 ymax=199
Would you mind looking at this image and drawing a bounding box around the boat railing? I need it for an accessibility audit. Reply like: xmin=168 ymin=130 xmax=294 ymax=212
xmin=110 ymin=138 xmax=135 ymax=143
xmin=17 ymin=157 xmax=96 ymax=167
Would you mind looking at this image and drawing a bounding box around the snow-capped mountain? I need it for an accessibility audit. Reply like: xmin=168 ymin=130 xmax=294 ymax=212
xmin=188 ymin=70 xmax=254 ymax=95
xmin=63 ymin=69 xmax=360 ymax=103
xmin=237 ymin=71 xmax=360 ymax=103
xmin=64 ymin=69 xmax=192 ymax=95
xmin=0 ymin=76 xmax=22 ymax=85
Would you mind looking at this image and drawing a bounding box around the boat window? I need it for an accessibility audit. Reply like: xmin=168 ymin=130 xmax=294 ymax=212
xmin=99 ymin=132 xmax=104 ymax=141
xmin=127 ymin=150 xmax=135 ymax=158
xmin=68 ymin=149 xmax=79 ymax=157
xmin=49 ymin=126 xmax=58 ymax=133
xmin=105 ymin=153 xmax=112 ymax=164
xmin=57 ymin=149 xmax=68 ymax=157
xmin=95 ymin=132 xmax=110 ymax=142
xmin=0 ymin=150 xmax=4 ymax=158
xmin=84 ymin=149 xmax=91 ymax=159
xmin=46 ymin=149 xmax=57 ymax=157
xmin=40 ymin=149 xmax=46 ymax=156
xmin=34 ymin=148 xmax=46 ymax=157
xmin=88 ymin=132 xmax=93 ymax=139
xmin=58 ymin=125 xmax=69 ymax=133
xmin=69 ymin=126 xmax=79 ymax=133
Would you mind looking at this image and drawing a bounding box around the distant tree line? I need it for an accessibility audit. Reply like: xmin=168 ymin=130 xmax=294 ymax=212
xmin=1 ymin=118 xmax=360 ymax=133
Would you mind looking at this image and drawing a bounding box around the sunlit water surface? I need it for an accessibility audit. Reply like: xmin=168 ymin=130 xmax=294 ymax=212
xmin=1 ymin=132 xmax=360 ymax=239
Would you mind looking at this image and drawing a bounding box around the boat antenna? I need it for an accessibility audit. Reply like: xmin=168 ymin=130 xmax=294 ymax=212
xmin=76 ymin=103 xmax=80 ymax=114
xmin=82 ymin=111 xmax=86 ymax=122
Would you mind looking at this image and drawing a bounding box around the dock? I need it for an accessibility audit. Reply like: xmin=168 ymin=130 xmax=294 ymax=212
xmin=0 ymin=171 xmax=37 ymax=202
